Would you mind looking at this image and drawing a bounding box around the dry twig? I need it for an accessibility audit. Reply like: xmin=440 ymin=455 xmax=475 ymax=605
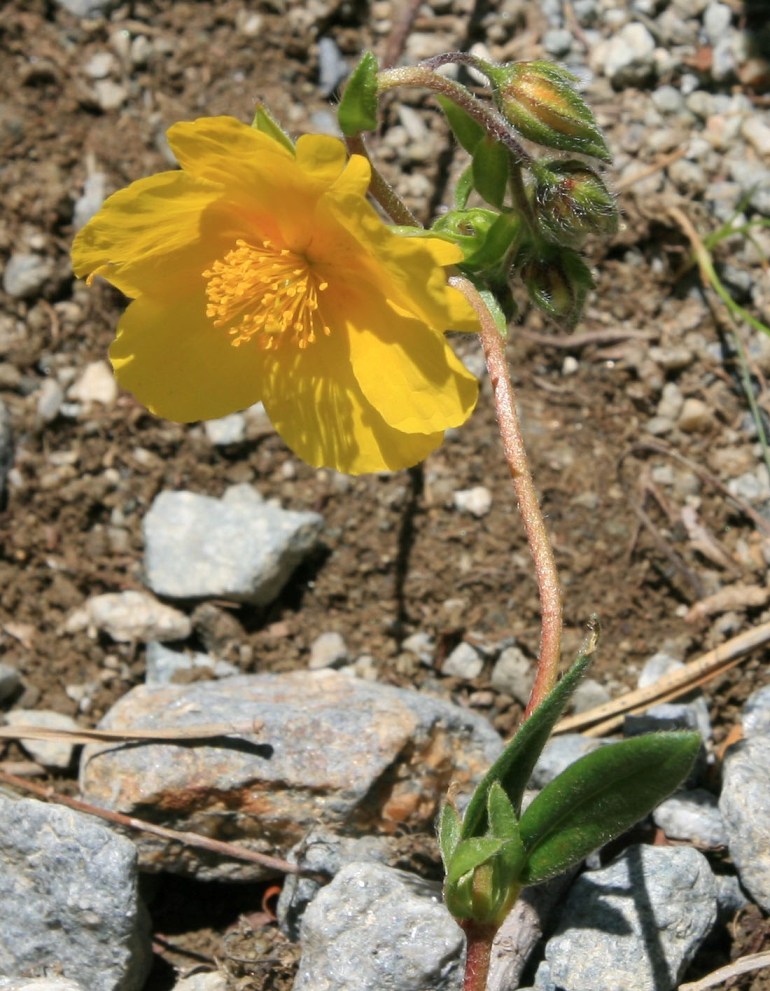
xmin=678 ymin=950 xmax=770 ymax=991
xmin=555 ymin=619 xmax=770 ymax=736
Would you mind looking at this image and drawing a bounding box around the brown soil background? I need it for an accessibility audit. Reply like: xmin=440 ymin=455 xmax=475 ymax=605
xmin=1 ymin=1 xmax=768 ymax=988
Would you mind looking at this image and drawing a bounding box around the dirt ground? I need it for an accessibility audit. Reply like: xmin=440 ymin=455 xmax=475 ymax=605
xmin=1 ymin=1 xmax=769 ymax=989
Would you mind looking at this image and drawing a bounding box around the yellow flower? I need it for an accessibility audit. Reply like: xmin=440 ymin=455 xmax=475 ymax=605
xmin=71 ymin=116 xmax=479 ymax=474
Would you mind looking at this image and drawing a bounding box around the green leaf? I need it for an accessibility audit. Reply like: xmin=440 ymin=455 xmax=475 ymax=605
xmin=250 ymin=103 xmax=295 ymax=154
xmin=446 ymin=836 xmax=505 ymax=890
xmin=461 ymin=638 xmax=596 ymax=840
xmin=438 ymin=802 xmax=462 ymax=870
xmin=472 ymin=137 xmax=510 ymax=209
xmin=455 ymin=164 xmax=475 ymax=210
xmin=518 ymin=731 xmax=701 ymax=884
xmin=338 ymin=52 xmax=379 ymax=137
xmin=436 ymin=95 xmax=485 ymax=154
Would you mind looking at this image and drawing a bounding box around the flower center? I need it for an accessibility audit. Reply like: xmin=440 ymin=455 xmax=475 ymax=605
xmin=203 ymin=239 xmax=330 ymax=350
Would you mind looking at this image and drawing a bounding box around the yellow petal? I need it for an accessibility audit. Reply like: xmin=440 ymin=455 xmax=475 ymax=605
xmin=168 ymin=118 xmax=349 ymax=253
xmin=324 ymin=286 xmax=478 ymax=434
xmin=109 ymin=291 xmax=267 ymax=422
xmin=71 ymin=171 xmax=224 ymax=298
xmin=259 ymin=333 xmax=446 ymax=474
xmin=314 ymin=175 xmax=479 ymax=334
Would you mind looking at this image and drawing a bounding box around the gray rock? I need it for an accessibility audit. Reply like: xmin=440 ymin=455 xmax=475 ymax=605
xmin=277 ymin=828 xmax=397 ymax=940
xmin=0 ymin=980 xmax=87 ymax=991
xmin=490 ymin=644 xmax=534 ymax=704
xmin=143 ymin=486 xmax=323 ymax=605
xmin=92 ymin=80 xmax=128 ymax=112
xmin=172 ymin=974 xmax=227 ymax=991
xmin=64 ymin=590 xmax=192 ymax=643
xmin=54 ymin=0 xmax=119 ymax=15
xmin=401 ymin=631 xmax=435 ymax=665
xmin=0 ymin=399 xmax=13 ymax=504
xmin=79 ymin=670 xmax=502 ymax=879
xmin=317 ymin=37 xmax=349 ymax=96
xmin=0 ymin=794 xmax=151 ymax=991
xmin=144 ymin=642 xmax=239 ymax=686
xmin=703 ymin=1 xmax=733 ymax=43
xmin=443 ymin=641 xmax=483 ymax=679
xmin=570 ymin=677 xmax=611 ymax=714
xmin=309 ymin=631 xmax=349 ymax=670
xmin=539 ymin=845 xmax=717 ymax=991
xmin=597 ymin=23 xmax=656 ymax=87
xmin=5 ymin=709 xmax=80 ymax=769
xmin=743 ymin=684 xmax=770 ymax=738
xmin=530 ymin=733 xmax=610 ymax=789
xmin=293 ymin=862 xmax=464 ymax=991
xmin=720 ymin=735 xmax=770 ymax=911
xmin=653 ymin=788 xmax=728 ymax=848
xmin=36 ymin=377 xmax=65 ymax=423
xmin=2 ymin=253 xmax=54 ymax=299
xmin=0 ymin=660 xmax=21 ymax=702
xmin=543 ymin=28 xmax=573 ymax=56
xmin=714 ymin=872 xmax=751 ymax=923
xmin=624 ymin=700 xmax=711 ymax=743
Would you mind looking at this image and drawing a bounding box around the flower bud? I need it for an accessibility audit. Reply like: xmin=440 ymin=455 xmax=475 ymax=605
xmin=532 ymin=159 xmax=619 ymax=248
xmin=520 ymin=245 xmax=593 ymax=327
xmin=491 ymin=60 xmax=610 ymax=162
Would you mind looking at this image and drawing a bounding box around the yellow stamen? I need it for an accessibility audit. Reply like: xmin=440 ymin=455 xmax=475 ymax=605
xmin=203 ymin=239 xmax=331 ymax=350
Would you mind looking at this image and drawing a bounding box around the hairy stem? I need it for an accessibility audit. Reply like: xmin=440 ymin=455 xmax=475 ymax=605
xmin=462 ymin=921 xmax=497 ymax=991
xmin=378 ymin=66 xmax=533 ymax=168
xmin=450 ymin=276 xmax=563 ymax=716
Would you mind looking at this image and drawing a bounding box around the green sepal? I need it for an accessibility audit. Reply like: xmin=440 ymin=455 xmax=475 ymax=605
xmin=487 ymin=781 xmax=526 ymax=876
xmin=477 ymin=287 xmax=509 ymax=340
xmin=338 ymin=51 xmax=379 ymax=137
xmin=436 ymin=95 xmax=485 ymax=154
xmin=438 ymin=802 xmax=462 ymax=870
xmin=250 ymin=103 xmax=295 ymax=154
xmin=472 ymin=136 xmax=510 ymax=209
xmin=519 ymin=243 xmax=593 ymax=327
xmin=518 ymin=731 xmax=701 ymax=884
xmin=458 ymin=210 xmax=522 ymax=273
xmin=461 ymin=627 xmax=598 ymax=840
xmin=455 ymin=164 xmax=475 ymax=209
xmin=446 ymin=836 xmax=505 ymax=892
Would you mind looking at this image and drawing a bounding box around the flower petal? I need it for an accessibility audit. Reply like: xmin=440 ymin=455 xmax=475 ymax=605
xmin=259 ymin=334 xmax=446 ymax=474
xmin=109 ymin=291 xmax=267 ymax=422
xmin=71 ymin=171 xmax=224 ymax=298
xmin=323 ymin=286 xmax=478 ymax=434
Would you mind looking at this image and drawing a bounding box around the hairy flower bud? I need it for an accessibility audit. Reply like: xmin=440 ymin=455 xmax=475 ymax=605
xmin=490 ymin=61 xmax=610 ymax=162
xmin=520 ymin=245 xmax=593 ymax=327
xmin=533 ymin=159 xmax=619 ymax=248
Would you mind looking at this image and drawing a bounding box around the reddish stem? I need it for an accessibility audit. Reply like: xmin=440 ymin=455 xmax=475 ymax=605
xmin=450 ymin=276 xmax=563 ymax=716
xmin=462 ymin=921 xmax=497 ymax=991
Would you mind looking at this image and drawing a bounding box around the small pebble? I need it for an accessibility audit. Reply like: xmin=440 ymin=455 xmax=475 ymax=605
xmin=677 ymin=397 xmax=713 ymax=433
xmin=309 ymin=631 xmax=349 ymax=670
xmin=443 ymin=641 xmax=483 ymax=679
xmin=453 ymin=486 xmax=492 ymax=518
xmin=5 ymin=709 xmax=81 ymax=769
xmin=0 ymin=661 xmax=22 ymax=703
xmin=67 ymin=360 xmax=118 ymax=407
xmin=2 ymin=253 xmax=54 ymax=299
xmin=490 ymin=645 xmax=533 ymax=705
xmin=204 ymin=413 xmax=246 ymax=446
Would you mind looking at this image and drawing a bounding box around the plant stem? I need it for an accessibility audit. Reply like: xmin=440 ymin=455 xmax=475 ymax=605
xmin=462 ymin=921 xmax=497 ymax=991
xmin=378 ymin=66 xmax=534 ymax=168
xmin=345 ymin=134 xmax=420 ymax=227
xmin=450 ymin=276 xmax=563 ymax=717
